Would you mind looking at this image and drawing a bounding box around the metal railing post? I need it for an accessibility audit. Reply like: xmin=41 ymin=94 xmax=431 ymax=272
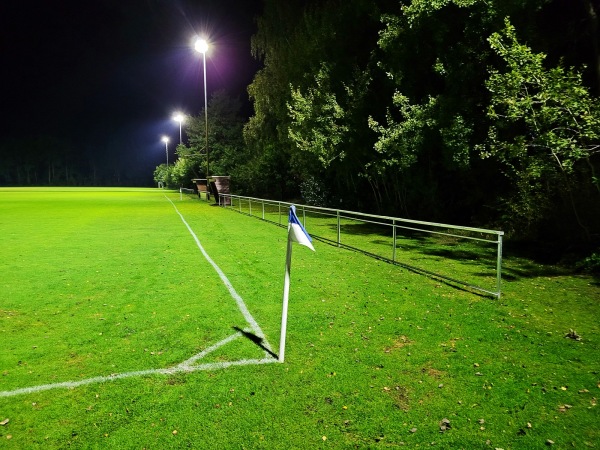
xmin=496 ymin=234 xmax=503 ymax=299
xmin=337 ymin=210 xmax=341 ymax=247
xmin=392 ymin=219 xmax=397 ymax=262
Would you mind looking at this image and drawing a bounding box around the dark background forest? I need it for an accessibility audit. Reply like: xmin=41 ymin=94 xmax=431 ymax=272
xmin=2 ymin=0 xmax=599 ymax=256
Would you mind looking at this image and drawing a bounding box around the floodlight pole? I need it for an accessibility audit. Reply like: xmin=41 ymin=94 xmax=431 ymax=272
xmin=173 ymin=113 xmax=184 ymax=144
xmin=194 ymin=37 xmax=210 ymax=200
xmin=194 ymin=38 xmax=209 ymax=180
xmin=202 ymin=47 xmax=209 ymax=181
xmin=161 ymin=136 xmax=169 ymax=168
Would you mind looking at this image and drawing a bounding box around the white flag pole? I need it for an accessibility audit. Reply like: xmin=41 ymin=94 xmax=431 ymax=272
xmin=279 ymin=232 xmax=293 ymax=363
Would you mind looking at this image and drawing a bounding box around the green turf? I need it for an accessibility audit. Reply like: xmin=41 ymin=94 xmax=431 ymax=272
xmin=0 ymin=187 xmax=598 ymax=449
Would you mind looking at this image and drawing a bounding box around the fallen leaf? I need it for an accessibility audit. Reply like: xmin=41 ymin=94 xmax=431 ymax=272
xmin=410 ymin=427 xmax=417 ymax=433
xmin=564 ymin=329 xmax=581 ymax=340
xmin=0 ymin=418 xmax=8 ymax=426
xmin=439 ymin=418 xmax=451 ymax=432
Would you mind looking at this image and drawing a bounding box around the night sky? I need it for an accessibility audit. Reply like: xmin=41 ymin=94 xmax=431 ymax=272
xmin=0 ymin=0 xmax=262 ymax=182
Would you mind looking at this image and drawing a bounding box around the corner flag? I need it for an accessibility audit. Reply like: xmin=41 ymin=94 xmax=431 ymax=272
xmin=288 ymin=205 xmax=315 ymax=251
xmin=279 ymin=205 xmax=315 ymax=362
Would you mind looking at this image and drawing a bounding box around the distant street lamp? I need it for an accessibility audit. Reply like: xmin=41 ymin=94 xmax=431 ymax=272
xmin=161 ymin=135 xmax=169 ymax=167
xmin=173 ymin=112 xmax=185 ymax=144
xmin=194 ymin=37 xmax=209 ymax=180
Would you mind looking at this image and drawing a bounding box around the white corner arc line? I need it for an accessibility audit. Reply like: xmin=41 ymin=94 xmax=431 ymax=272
xmin=177 ymin=332 xmax=241 ymax=369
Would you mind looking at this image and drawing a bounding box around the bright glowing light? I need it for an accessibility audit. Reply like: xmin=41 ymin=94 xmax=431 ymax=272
xmin=161 ymin=136 xmax=169 ymax=143
xmin=194 ymin=38 xmax=209 ymax=54
xmin=172 ymin=113 xmax=185 ymax=123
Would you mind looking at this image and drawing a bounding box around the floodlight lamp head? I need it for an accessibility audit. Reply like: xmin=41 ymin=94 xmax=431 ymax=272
xmin=173 ymin=113 xmax=184 ymax=123
xmin=161 ymin=136 xmax=169 ymax=143
xmin=194 ymin=37 xmax=209 ymax=54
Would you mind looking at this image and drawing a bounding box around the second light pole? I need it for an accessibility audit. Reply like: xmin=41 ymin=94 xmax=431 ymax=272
xmin=194 ymin=37 xmax=209 ymax=180
xmin=161 ymin=135 xmax=169 ymax=167
xmin=173 ymin=112 xmax=184 ymax=144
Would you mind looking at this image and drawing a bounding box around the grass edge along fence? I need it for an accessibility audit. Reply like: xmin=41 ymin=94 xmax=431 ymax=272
xmin=217 ymin=193 xmax=504 ymax=298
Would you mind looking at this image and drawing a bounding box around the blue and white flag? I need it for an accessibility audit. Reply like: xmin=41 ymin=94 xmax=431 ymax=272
xmin=280 ymin=205 xmax=315 ymax=363
xmin=288 ymin=205 xmax=315 ymax=251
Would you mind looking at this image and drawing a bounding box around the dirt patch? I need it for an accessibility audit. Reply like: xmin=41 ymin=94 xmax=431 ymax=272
xmin=383 ymin=385 xmax=410 ymax=410
xmin=422 ymin=367 xmax=445 ymax=378
xmin=384 ymin=335 xmax=412 ymax=353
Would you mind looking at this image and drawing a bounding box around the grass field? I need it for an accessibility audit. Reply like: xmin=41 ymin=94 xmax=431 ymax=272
xmin=1 ymin=187 xmax=598 ymax=449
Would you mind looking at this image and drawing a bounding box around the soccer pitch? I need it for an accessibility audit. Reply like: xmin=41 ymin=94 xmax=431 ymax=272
xmin=1 ymin=188 xmax=279 ymax=396
xmin=1 ymin=188 xmax=598 ymax=448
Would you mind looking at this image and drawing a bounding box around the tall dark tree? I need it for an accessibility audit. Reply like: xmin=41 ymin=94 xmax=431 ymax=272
xmin=245 ymin=0 xmax=600 ymax=243
xmin=168 ymin=90 xmax=247 ymax=190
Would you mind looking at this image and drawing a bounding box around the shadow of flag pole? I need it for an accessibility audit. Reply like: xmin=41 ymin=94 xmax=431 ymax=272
xmin=279 ymin=205 xmax=315 ymax=363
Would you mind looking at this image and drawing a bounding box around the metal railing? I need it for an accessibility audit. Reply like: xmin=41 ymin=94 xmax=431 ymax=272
xmin=218 ymin=193 xmax=504 ymax=298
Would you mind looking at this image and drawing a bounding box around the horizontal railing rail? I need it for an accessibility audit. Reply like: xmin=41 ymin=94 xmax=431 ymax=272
xmin=218 ymin=193 xmax=503 ymax=298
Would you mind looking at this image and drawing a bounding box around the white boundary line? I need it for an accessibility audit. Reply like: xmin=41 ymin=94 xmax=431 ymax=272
xmin=165 ymin=196 xmax=269 ymax=343
xmin=0 ymin=195 xmax=277 ymax=398
xmin=1 ymin=333 xmax=277 ymax=398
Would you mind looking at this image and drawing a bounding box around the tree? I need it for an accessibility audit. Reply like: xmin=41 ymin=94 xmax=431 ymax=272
xmin=288 ymin=63 xmax=350 ymax=168
xmin=153 ymin=164 xmax=170 ymax=187
xmin=167 ymin=90 xmax=247 ymax=190
xmin=245 ymin=0 xmax=600 ymax=243
xmin=479 ymin=18 xmax=600 ymax=239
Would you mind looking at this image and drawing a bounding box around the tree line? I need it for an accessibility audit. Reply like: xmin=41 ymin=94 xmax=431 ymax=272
xmin=161 ymin=0 xmax=599 ymax=252
xmin=0 ymin=136 xmax=155 ymax=187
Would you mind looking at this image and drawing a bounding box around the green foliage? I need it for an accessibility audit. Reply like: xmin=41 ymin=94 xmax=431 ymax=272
xmin=368 ymin=93 xmax=438 ymax=172
xmin=153 ymin=163 xmax=168 ymax=185
xmin=440 ymin=115 xmax=474 ymax=168
xmin=247 ymin=0 xmax=384 ymax=202
xmin=288 ymin=64 xmax=349 ymax=167
xmin=480 ymin=18 xmax=600 ymax=236
xmin=484 ymin=19 xmax=600 ymax=176
xmin=403 ymin=0 xmax=481 ymax=22
xmin=576 ymin=252 xmax=600 ymax=273
xmin=184 ymin=90 xmax=246 ymax=179
xmin=299 ymin=175 xmax=331 ymax=207
xmin=171 ymin=150 xmax=200 ymax=188
xmin=244 ymin=0 xmax=599 ymax=240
